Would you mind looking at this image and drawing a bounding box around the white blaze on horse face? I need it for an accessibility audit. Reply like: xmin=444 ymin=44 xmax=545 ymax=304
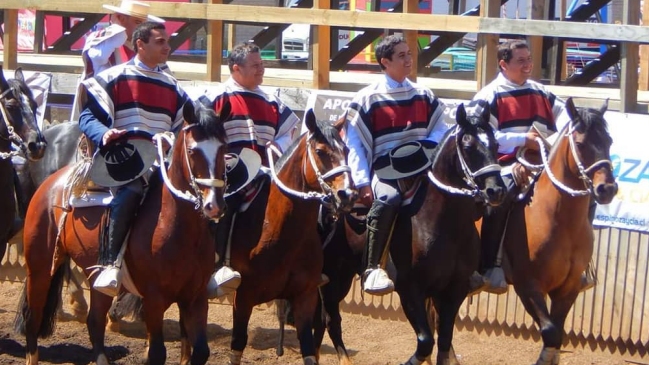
xmin=477 ymin=131 xmax=491 ymax=148
xmin=193 ymin=137 xmax=224 ymax=215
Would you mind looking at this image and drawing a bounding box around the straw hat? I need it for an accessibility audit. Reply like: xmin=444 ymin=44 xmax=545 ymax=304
xmin=103 ymin=0 xmax=165 ymax=23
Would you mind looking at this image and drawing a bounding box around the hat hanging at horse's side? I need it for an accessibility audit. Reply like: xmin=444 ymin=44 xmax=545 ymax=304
xmin=224 ymin=148 xmax=262 ymax=198
xmin=89 ymin=130 xmax=158 ymax=187
xmin=374 ymin=141 xmax=436 ymax=180
xmin=103 ymin=0 xmax=166 ymax=23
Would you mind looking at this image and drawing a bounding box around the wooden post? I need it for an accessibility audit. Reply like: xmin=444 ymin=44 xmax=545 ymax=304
xmin=206 ymin=0 xmax=223 ymax=82
xmin=476 ymin=0 xmax=499 ymax=89
xmin=33 ymin=11 xmax=45 ymax=53
xmin=549 ymin=0 xmax=567 ymax=84
xmin=227 ymin=23 xmax=236 ymax=51
xmin=2 ymin=10 xmax=18 ymax=70
xmin=404 ymin=0 xmax=418 ymax=82
xmin=639 ymin=0 xmax=649 ymax=90
xmin=527 ymin=0 xmax=546 ymax=80
xmin=313 ymin=0 xmax=331 ymax=89
xmin=620 ymin=0 xmax=640 ymax=112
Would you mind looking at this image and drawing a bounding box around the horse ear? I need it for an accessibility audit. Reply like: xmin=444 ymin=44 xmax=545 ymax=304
xmin=0 ymin=64 xmax=8 ymax=91
xmin=304 ymin=108 xmax=317 ymax=133
xmin=183 ymin=100 xmax=197 ymax=125
xmin=14 ymin=68 xmax=25 ymax=83
xmin=599 ymin=98 xmax=609 ymax=114
xmin=333 ymin=114 xmax=346 ymax=131
xmin=480 ymin=102 xmax=491 ymax=123
xmin=565 ymin=97 xmax=580 ymax=122
xmin=455 ymin=103 xmax=469 ymax=129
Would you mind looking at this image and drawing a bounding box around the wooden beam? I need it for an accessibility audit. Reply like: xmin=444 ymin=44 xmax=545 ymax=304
xmin=549 ymin=0 xmax=567 ymax=85
xmin=227 ymin=23 xmax=236 ymax=51
xmin=476 ymin=0 xmax=499 ymax=89
xmin=2 ymin=10 xmax=18 ymax=70
xmin=526 ymin=0 xmax=545 ymax=80
xmin=313 ymin=0 xmax=331 ymax=89
xmin=620 ymin=0 xmax=640 ymax=112
xmin=4 ymin=1 xmax=649 ymax=43
xmin=33 ymin=11 xmax=45 ymax=53
xmin=404 ymin=0 xmax=418 ymax=82
xmin=640 ymin=0 xmax=649 ymax=90
xmin=46 ymin=14 xmax=104 ymax=53
xmin=206 ymin=0 xmax=223 ymax=82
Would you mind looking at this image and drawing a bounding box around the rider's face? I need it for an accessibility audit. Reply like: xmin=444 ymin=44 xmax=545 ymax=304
xmin=500 ymin=47 xmax=533 ymax=85
xmin=115 ymin=14 xmax=145 ymax=41
xmin=232 ymin=52 xmax=265 ymax=90
xmin=136 ymin=28 xmax=171 ymax=67
xmin=381 ymin=42 xmax=412 ymax=83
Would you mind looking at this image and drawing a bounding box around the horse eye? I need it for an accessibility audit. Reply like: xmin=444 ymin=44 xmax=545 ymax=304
xmin=187 ymin=148 xmax=194 ymax=155
xmin=315 ymin=148 xmax=326 ymax=157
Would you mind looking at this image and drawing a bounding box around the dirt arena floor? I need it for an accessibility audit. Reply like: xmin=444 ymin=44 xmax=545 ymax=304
xmin=0 ymin=281 xmax=646 ymax=365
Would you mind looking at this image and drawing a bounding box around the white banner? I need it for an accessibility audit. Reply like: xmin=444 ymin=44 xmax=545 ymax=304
xmin=593 ymin=111 xmax=649 ymax=232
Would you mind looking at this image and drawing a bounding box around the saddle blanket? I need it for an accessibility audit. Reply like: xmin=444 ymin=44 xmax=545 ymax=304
xmin=69 ymin=190 xmax=113 ymax=208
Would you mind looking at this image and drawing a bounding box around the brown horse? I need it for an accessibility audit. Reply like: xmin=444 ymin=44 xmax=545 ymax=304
xmin=502 ymin=98 xmax=617 ymax=365
xmin=1 ymin=65 xmax=47 ymax=264
xmin=227 ymin=110 xmax=356 ymax=365
xmin=14 ymin=100 xmax=230 ymax=365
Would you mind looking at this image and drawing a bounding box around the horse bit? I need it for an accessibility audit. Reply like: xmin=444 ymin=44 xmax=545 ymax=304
xmin=428 ymin=125 xmax=502 ymax=199
xmin=154 ymin=125 xmax=226 ymax=210
xmin=0 ymin=86 xmax=29 ymax=160
xmin=266 ymin=132 xmax=352 ymax=210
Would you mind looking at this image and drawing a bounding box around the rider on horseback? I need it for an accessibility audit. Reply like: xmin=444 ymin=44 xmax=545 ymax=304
xmin=344 ymin=35 xmax=451 ymax=296
xmin=200 ymin=43 xmax=301 ymax=299
xmin=79 ymin=22 xmax=189 ymax=297
xmin=469 ymin=40 xmax=596 ymax=294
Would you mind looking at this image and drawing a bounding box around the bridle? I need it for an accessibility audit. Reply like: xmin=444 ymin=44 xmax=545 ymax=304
xmin=0 ymin=86 xmax=29 ymax=159
xmin=266 ymin=132 xmax=352 ymax=209
xmin=428 ymin=124 xmax=502 ymax=200
xmin=155 ymin=125 xmax=226 ymax=209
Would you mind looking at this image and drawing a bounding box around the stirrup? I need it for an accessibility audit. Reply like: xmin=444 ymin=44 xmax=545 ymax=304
xmin=91 ymin=265 xmax=122 ymax=297
xmin=318 ymin=273 xmax=330 ymax=287
xmin=207 ymin=266 xmax=241 ymax=299
xmin=483 ymin=267 xmax=508 ymax=295
xmin=468 ymin=270 xmax=489 ymax=296
xmin=363 ymin=268 xmax=394 ymax=296
xmin=579 ymin=271 xmax=596 ymax=292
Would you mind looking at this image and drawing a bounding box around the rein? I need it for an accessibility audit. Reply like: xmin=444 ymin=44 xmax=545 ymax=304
xmin=535 ymin=122 xmax=612 ymax=197
xmin=427 ymin=125 xmax=501 ymax=198
xmin=0 ymin=86 xmax=28 ymax=160
xmin=266 ymin=132 xmax=351 ymax=206
xmin=154 ymin=125 xmax=226 ymax=209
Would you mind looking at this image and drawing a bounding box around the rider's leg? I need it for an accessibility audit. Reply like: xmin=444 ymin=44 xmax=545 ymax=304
xmin=207 ymin=192 xmax=243 ymax=299
xmin=363 ymin=179 xmax=400 ymax=296
xmin=93 ymin=179 xmax=144 ymax=297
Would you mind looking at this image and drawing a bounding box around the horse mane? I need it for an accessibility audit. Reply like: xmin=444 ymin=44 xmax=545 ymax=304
xmin=192 ymin=103 xmax=227 ymax=143
xmin=575 ymin=107 xmax=611 ymax=145
xmin=274 ymin=118 xmax=341 ymax=171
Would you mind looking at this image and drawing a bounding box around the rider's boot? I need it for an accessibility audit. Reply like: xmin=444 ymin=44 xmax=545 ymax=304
xmin=362 ymin=200 xmax=398 ymax=296
xmin=207 ymin=200 xmax=241 ymax=299
xmin=477 ymin=204 xmax=509 ymax=295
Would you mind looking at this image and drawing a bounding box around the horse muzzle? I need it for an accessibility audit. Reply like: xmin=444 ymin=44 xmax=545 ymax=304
xmin=26 ymin=139 xmax=47 ymax=161
xmin=593 ymin=181 xmax=618 ymax=205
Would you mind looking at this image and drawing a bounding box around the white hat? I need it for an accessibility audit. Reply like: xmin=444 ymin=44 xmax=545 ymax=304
xmin=103 ymin=0 xmax=165 ymax=23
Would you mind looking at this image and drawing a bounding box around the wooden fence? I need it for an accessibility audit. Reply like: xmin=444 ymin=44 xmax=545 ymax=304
xmin=2 ymin=227 xmax=648 ymax=356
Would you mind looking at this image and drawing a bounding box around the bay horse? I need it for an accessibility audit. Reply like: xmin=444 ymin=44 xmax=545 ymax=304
xmin=386 ymin=103 xmax=505 ymax=365
xmin=227 ymin=109 xmax=356 ymax=365
xmin=0 ymin=64 xmax=47 ymax=264
xmin=502 ymin=98 xmax=617 ymax=365
xmin=14 ymin=100 xmax=230 ymax=365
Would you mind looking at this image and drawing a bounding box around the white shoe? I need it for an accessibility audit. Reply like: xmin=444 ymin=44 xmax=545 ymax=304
xmin=484 ymin=267 xmax=508 ymax=294
xmin=363 ymin=268 xmax=394 ymax=295
xmin=93 ymin=266 xmax=121 ymax=297
xmin=207 ymin=266 xmax=241 ymax=299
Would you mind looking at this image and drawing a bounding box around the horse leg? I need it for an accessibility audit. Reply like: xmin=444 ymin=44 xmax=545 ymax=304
xmin=276 ymin=299 xmax=288 ymax=356
xmin=291 ymin=290 xmax=319 ymax=365
xmin=433 ymin=287 xmax=465 ymax=365
xmin=86 ymin=290 xmax=116 ymax=365
xmin=230 ymin=299 xmax=254 ymax=365
xmin=320 ymin=283 xmax=354 ymax=365
xmin=398 ymin=288 xmax=433 ymax=365
xmin=66 ymin=264 xmax=88 ymax=321
xmin=178 ymin=298 xmax=210 ymax=365
xmin=547 ymin=290 xmax=580 ymax=365
xmin=142 ymin=296 xmax=167 ymax=365
xmin=515 ymin=287 xmax=559 ymax=365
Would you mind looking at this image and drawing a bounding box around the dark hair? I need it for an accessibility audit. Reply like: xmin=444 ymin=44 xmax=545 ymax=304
xmin=497 ymin=40 xmax=529 ymax=70
xmin=228 ymin=43 xmax=261 ymax=72
xmin=132 ymin=21 xmax=166 ymax=49
xmin=375 ymin=35 xmax=405 ymax=70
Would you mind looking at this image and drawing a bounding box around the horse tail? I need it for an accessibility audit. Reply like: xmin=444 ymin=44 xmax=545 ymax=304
xmin=13 ymin=259 xmax=67 ymax=338
xmin=108 ymin=293 xmax=144 ymax=322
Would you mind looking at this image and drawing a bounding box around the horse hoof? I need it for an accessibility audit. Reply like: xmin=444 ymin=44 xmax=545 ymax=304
xmin=96 ymin=354 xmax=110 ymax=365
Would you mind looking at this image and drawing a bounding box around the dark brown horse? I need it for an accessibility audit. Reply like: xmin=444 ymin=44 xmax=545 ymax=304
xmin=389 ymin=103 xmax=505 ymax=365
xmin=14 ymin=100 xmax=229 ymax=365
xmin=502 ymin=98 xmax=617 ymax=365
xmin=0 ymin=64 xmax=47 ymax=265
xmin=227 ymin=110 xmax=356 ymax=365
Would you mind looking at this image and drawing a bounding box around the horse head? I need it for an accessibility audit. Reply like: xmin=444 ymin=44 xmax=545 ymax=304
xmin=0 ymin=65 xmax=46 ymax=160
xmin=170 ymin=99 xmax=229 ymax=220
xmin=449 ymin=103 xmax=506 ymax=205
xmin=299 ymin=109 xmax=357 ymax=214
xmin=564 ymin=97 xmax=617 ymax=204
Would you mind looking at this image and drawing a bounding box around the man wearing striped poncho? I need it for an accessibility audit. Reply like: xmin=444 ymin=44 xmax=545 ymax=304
xmin=344 ymin=35 xmax=451 ymax=296
xmin=78 ymin=21 xmax=189 ymax=297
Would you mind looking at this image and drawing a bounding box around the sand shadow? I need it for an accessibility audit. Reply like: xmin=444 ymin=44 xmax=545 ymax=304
xmin=0 ymin=338 xmax=129 ymax=365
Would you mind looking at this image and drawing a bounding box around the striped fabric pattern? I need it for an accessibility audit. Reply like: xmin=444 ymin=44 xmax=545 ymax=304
xmin=346 ymin=80 xmax=445 ymax=163
xmin=82 ymin=62 xmax=187 ymax=136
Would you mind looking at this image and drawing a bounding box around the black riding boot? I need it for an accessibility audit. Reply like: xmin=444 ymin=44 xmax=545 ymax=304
xmin=208 ymin=193 xmax=243 ymax=299
xmin=363 ymin=200 xmax=399 ymax=295
xmin=102 ymin=186 xmax=143 ymax=266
